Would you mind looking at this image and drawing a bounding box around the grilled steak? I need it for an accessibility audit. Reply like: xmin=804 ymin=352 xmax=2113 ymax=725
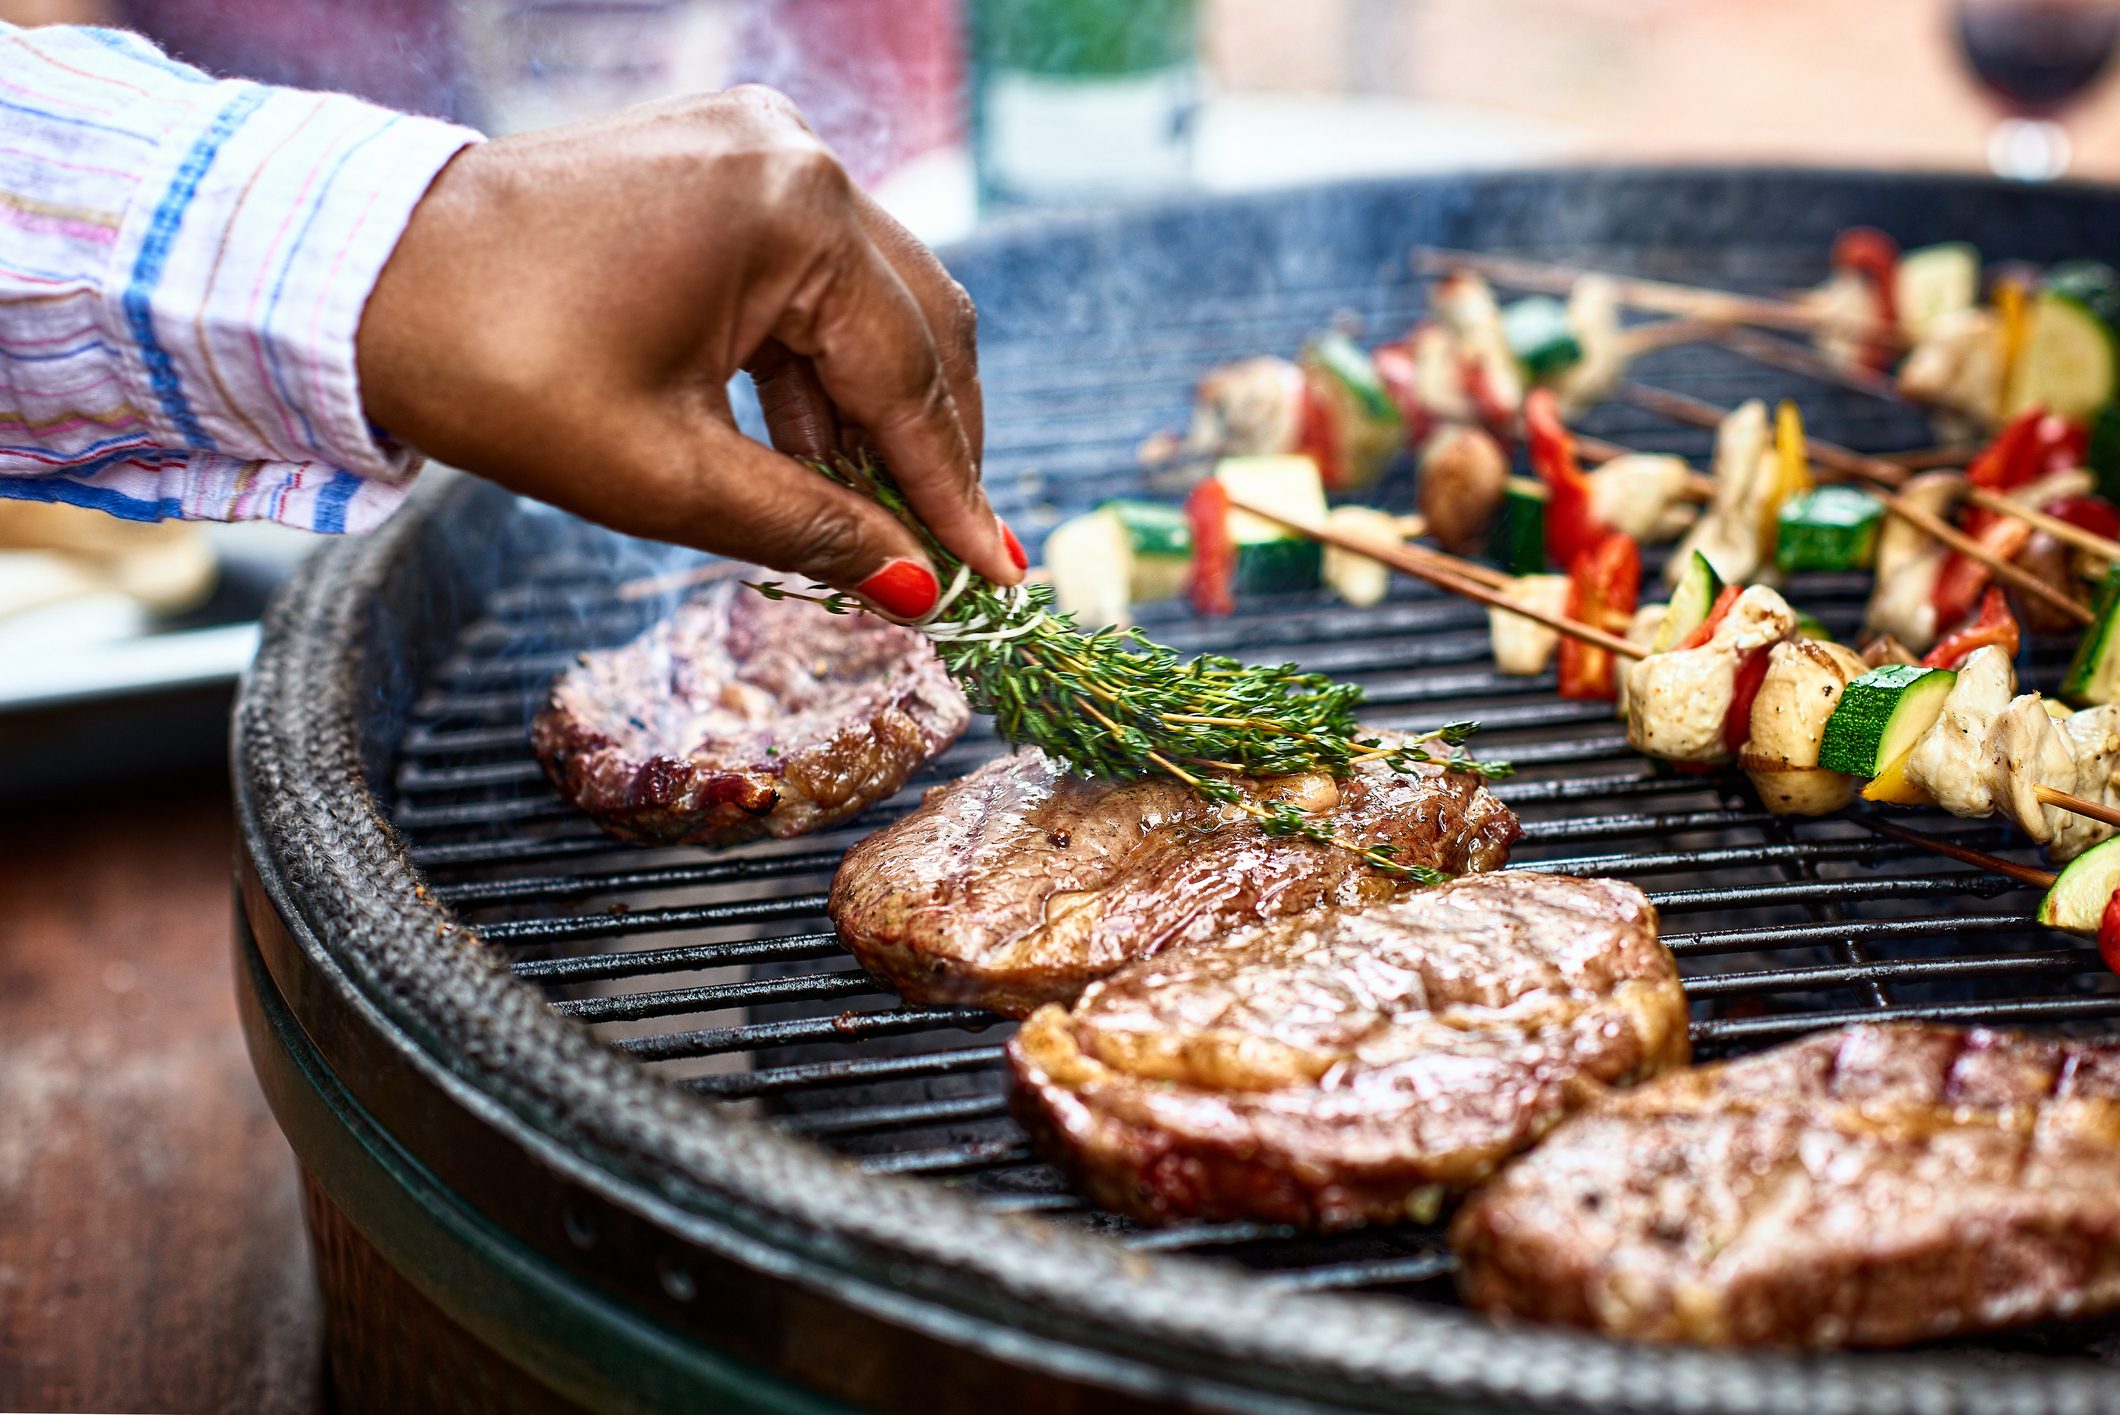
xmin=1008 ymin=872 xmax=1687 ymax=1229
xmin=828 ymin=746 xmax=1520 ymax=1017
xmin=1453 ymin=1022 xmax=2120 ymax=1347
xmin=532 ymin=575 xmax=969 ymax=847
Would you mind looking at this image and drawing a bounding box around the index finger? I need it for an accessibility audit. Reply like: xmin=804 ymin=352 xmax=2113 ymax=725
xmin=779 ymin=232 xmax=1018 ymax=585
xmin=851 ymin=189 xmax=985 ymax=461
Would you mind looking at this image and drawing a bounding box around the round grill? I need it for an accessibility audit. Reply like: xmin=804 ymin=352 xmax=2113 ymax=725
xmin=235 ymin=169 xmax=2120 ymax=1414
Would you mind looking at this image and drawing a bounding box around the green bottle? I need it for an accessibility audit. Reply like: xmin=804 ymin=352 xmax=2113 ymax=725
xmin=969 ymin=0 xmax=1200 ymax=208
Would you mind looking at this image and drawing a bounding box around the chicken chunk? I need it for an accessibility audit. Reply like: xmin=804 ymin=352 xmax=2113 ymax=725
xmin=1487 ymin=574 xmax=1571 ymax=676
xmin=1740 ymin=638 xmax=1868 ymax=816
xmin=1897 ymin=307 xmax=2004 ymax=433
xmin=1587 ymin=454 xmax=1696 ymax=542
xmin=1903 ymin=646 xmax=2015 ymax=819
xmin=2056 ymin=705 xmax=2120 ymax=861
xmin=1554 ymin=274 xmax=1623 ymax=415
xmin=1989 ymin=694 xmax=2078 ymax=846
xmin=1625 ymin=585 xmax=1798 ymax=763
xmin=1863 ymin=471 xmax=1965 ymax=652
xmin=1670 ymin=400 xmax=1772 ymax=587
xmin=1185 ymin=356 xmax=1305 ymax=458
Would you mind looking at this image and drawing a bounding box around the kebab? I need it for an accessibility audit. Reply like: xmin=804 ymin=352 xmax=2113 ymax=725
xmin=1415 ymin=236 xmax=2120 ymax=441
xmin=1235 ymin=495 xmax=2120 ymax=872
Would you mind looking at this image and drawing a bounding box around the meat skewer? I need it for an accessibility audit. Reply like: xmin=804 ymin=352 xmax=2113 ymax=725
xmin=1410 ymin=246 xmax=1848 ymax=337
xmin=1231 ymin=495 xmax=2120 ymax=846
xmin=1228 ymin=498 xmax=1642 ymax=659
xmin=1617 ymin=380 xmax=2099 ymax=623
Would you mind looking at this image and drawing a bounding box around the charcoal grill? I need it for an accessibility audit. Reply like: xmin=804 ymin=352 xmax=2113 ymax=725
xmin=235 ymin=169 xmax=2120 ymax=1414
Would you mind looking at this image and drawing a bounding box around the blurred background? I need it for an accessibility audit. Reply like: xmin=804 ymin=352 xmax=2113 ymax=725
xmin=8 ymin=0 xmax=2120 ymax=777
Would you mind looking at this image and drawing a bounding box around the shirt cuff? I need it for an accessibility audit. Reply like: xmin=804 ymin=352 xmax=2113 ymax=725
xmin=102 ymin=79 xmax=480 ymax=488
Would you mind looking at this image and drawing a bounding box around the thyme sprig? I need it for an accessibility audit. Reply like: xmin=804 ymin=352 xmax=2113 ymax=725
xmin=749 ymin=455 xmax=1511 ymax=880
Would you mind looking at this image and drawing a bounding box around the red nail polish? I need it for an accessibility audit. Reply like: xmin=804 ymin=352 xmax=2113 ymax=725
xmin=858 ymin=559 xmax=940 ymax=618
xmin=1001 ymin=521 xmax=1028 ymax=572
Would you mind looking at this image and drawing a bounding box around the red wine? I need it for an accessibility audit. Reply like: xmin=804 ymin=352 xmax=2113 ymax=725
xmin=1957 ymin=0 xmax=2120 ymax=113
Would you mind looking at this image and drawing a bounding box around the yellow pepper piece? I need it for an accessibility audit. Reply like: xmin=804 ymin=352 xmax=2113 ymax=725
xmin=1860 ymin=746 xmax=1934 ymax=806
xmin=1996 ymin=276 xmax=2028 ymax=420
xmin=1760 ymin=399 xmax=1816 ymax=549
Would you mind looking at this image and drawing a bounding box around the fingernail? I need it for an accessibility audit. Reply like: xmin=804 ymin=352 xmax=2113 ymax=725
xmin=1000 ymin=519 xmax=1028 ymax=572
xmin=858 ymin=559 xmax=940 ymax=618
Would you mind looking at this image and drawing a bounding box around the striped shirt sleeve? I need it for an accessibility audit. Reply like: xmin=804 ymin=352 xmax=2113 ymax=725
xmin=0 ymin=23 xmax=481 ymax=533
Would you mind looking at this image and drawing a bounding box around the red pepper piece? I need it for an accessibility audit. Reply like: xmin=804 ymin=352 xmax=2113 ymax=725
xmin=1371 ymin=340 xmax=1431 ymax=449
xmin=1920 ymin=586 xmax=2021 ymax=670
xmin=1557 ymin=530 xmax=1641 ymax=702
xmin=1676 ymin=584 xmax=1744 ymax=652
xmin=1932 ymin=516 xmax=2032 ymax=630
xmin=2045 ymin=494 xmax=2120 ymax=541
xmin=2099 ymin=890 xmax=2120 ymax=975
xmin=1830 ymin=226 xmax=1900 ymax=373
xmin=1724 ymin=645 xmax=1774 ymax=755
xmin=1964 ymin=411 xmax=2084 ymax=537
xmin=1526 ymin=387 xmax=1606 ymax=570
xmin=1184 ymin=478 xmax=1237 ymax=617
xmin=1294 ymin=377 xmax=1341 ymax=490
xmin=1967 ymin=407 xmax=2050 ymax=492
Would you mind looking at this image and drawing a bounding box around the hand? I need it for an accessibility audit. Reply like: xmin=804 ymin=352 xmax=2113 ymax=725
xmin=355 ymin=86 xmax=1021 ymax=615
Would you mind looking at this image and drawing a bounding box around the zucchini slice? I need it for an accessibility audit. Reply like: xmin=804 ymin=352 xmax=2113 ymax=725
xmin=1817 ymin=663 xmax=1958 ymax=778
xmin=2038 ymin=833 xmax=2120 ymax=933
xmin=1894 ymin=242 xmax=1980 ymax=342
xmin=2006 ymin=290 xmax=2119 ymax=421
xmin=1214 ymin=455 xmax=1327 ymax=595
xmin=1486 ymin=476 xmax=1548 ymax=577
xmin=1300 ymin=332 xmax=1402 ymax=492
xmin=1775 ymin=486 xmax=1884 ymax=573
xmin=2047 ymin=260 xmax=2120 ymax=330
xmin=2063 ymin=564 xmax=2120 ymax=707
xmin=1649 ymin=550 xmax=1724 ymax=652
xmin=1501 ymin=296 xmax=1583 ymax=381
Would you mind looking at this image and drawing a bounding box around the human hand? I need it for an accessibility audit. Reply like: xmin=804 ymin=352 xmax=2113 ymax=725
xmin=355 ymin=86 xmax=1020 ymax=617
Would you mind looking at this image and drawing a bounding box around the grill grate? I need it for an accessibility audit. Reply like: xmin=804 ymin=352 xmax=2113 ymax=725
xmin=388 ymin=255 xmax=2120 ymax=1304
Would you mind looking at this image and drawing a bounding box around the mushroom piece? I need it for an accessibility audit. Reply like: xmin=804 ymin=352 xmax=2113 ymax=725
xmin=1417 ymin=426 xmax=1511 ymax=555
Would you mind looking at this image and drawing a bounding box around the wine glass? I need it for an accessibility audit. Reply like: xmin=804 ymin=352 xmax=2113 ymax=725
xmin=1954 ymin=0 xmax=2120 ymax=178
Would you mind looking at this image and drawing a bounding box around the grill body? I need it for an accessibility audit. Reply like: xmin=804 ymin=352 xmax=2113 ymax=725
xmin=236 ymin=169 xmax=2120 ymax=1414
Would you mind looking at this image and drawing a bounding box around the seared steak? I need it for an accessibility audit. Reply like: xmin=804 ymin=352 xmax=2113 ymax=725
xmin=828 ymin=746 xmax=1520 ymax=1017
xmin=1008 ymin=873 xmax=1686 ymax=1229
xmin=1453 ymin=1022 xmax=2120 ymax=1347
xmin=532 ymin=576 xmax=968 ymax=847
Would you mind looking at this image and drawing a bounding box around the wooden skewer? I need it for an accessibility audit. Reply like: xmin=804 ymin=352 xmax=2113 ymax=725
xmin=1862 ymin=818 xmax=2057 ymax=888
xmin=1615 ymin=381 xmax=2096 ymax=626
xmin=2038 ymin=785 xmax=2120 ymax=831
xmin=1412 ymin=247 xmax=1829 ymax=333
xmin=1250 ymin=496 xmax=2120 ymax=843
xmin=1703 ymin=323 xmax=1908 ymax=404
xmin=1878 ymin=444 xmax=1980 ymax=471
xmin=1963 ymin=488 xmax=2120 ymax=565
xmin=1226 ymin=497 xmax=1644 ymax=658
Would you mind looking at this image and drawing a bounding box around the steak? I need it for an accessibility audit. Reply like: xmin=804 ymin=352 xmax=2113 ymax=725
xmin=828 ymin=746 xmax=1520 ymax=1018
xmin=532 ymin=575 xmax=969 ymax=847
xmin=1007 ymin=872 xmax=1687 ymax=1229
xmin=1453 ymin=1022 xmax=2120 ymax=1347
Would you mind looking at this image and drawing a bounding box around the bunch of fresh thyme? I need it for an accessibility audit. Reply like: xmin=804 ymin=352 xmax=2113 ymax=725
xmin=749 ymin=455 xmax=1511 ymax=882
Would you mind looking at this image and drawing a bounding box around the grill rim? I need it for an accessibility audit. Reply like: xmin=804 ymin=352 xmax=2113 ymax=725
xmin=235 ymin=169 xmax=2120 ymax=1415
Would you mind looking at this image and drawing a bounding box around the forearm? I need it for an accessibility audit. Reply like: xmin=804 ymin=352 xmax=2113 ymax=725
xmin=0 ymin=23 xmax=478 ymax=531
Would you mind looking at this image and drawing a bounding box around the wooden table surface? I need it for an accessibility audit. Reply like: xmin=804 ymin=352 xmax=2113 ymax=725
xmin=0 ymin=773 xmax=325 ymax=1415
